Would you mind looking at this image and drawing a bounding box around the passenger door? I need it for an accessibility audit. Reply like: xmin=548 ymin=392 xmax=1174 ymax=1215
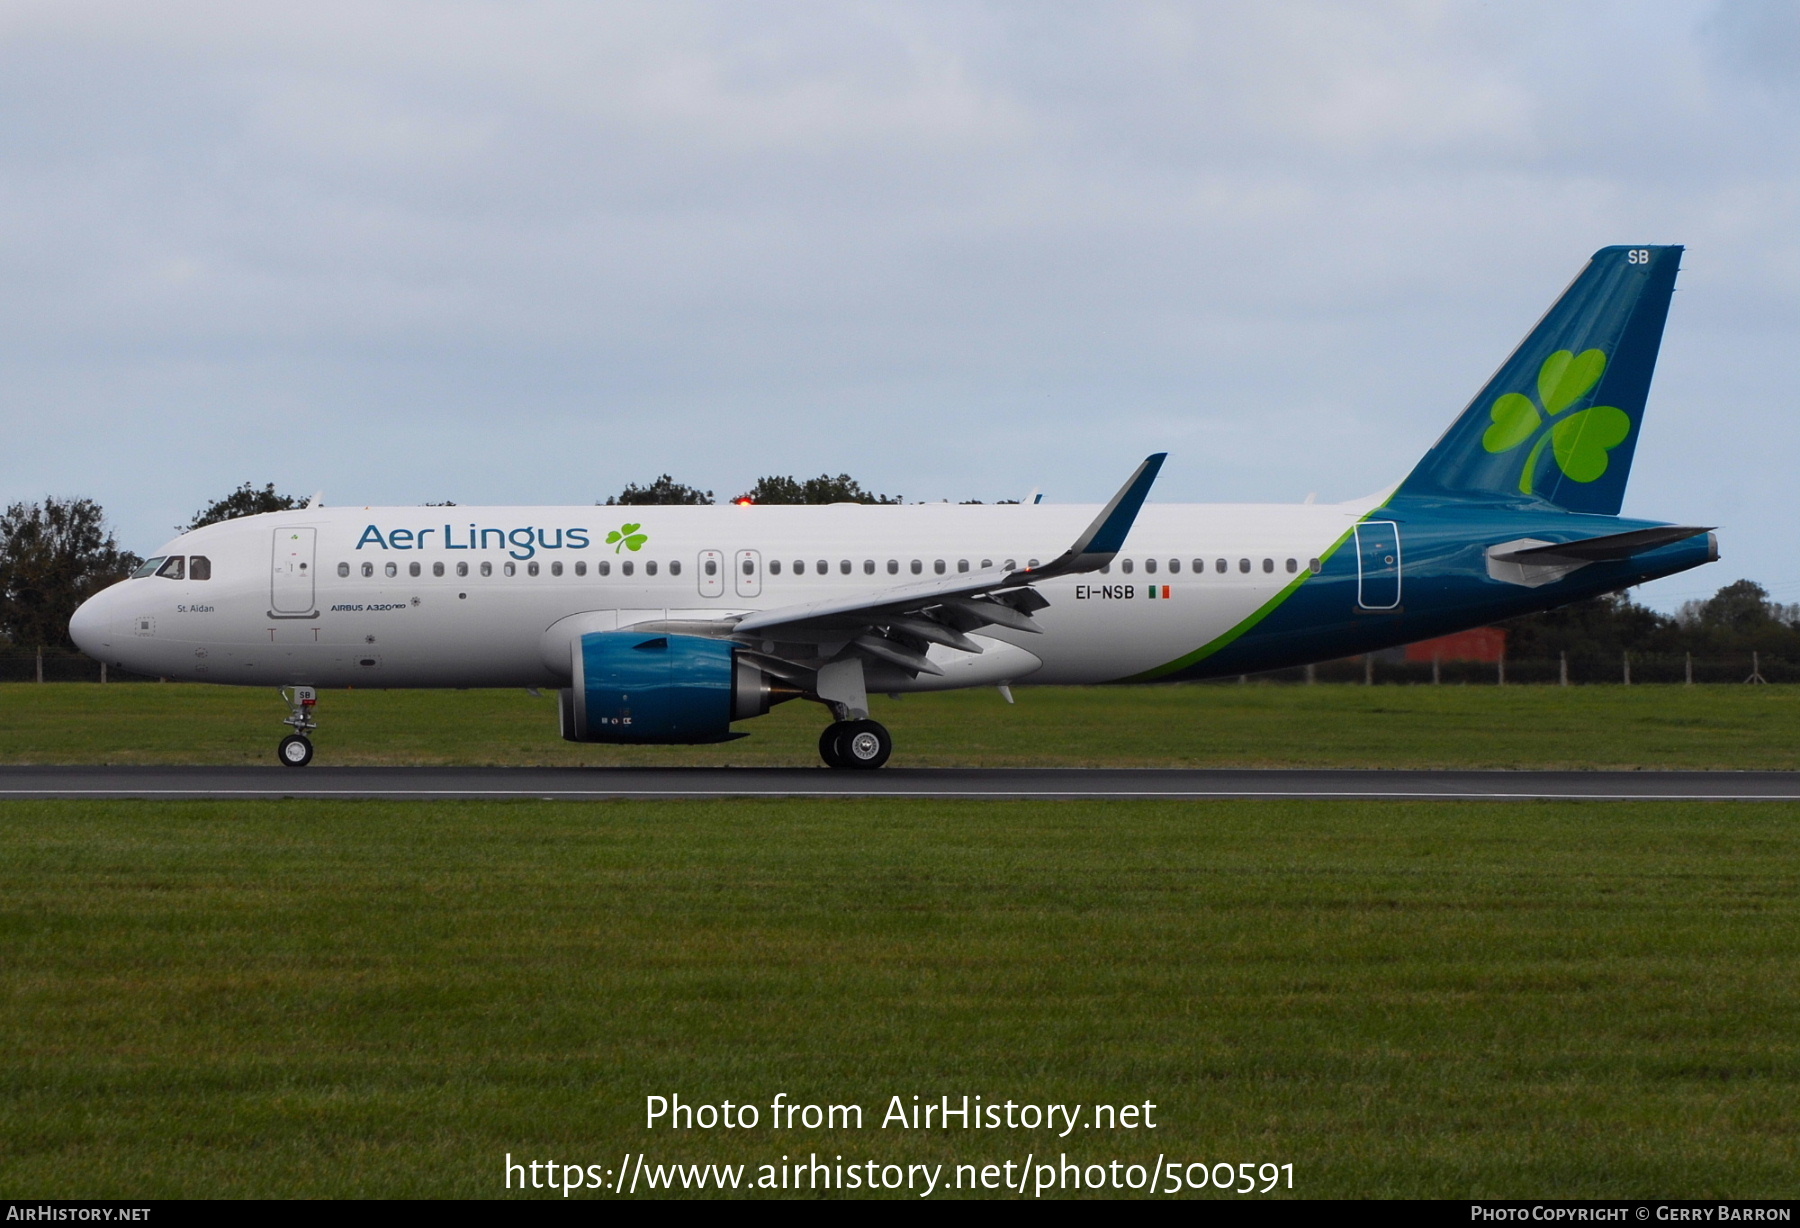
xmin=1354 ymin=521 xmax=1401 ymax=610
xmin=271 ymin=528 xmax=317 ymax=614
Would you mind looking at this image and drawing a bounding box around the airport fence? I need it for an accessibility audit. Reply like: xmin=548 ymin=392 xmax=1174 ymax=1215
xmin=1231 ymin=651 xmax=1798 ymax=686
xmin=1 ymin=645 xmax=1794 ymax=686
xmin=0 ymin=646 xmax=158 ymax=683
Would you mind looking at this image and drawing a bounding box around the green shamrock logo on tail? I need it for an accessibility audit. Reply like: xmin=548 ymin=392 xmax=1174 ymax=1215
xmin=1481 ymin=348 xmax=1631 ymax=495
xmin=606 ymin=523 xmax=648 ymax=553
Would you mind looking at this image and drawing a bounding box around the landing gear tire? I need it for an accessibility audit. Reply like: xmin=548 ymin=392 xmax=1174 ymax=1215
xmin=278 ymin=734 xmax=314 ymax=767
xmin=819 ymin=724 xmax=849 ymax=769
xmin=822 ymin=719 xmax=891 ymax=770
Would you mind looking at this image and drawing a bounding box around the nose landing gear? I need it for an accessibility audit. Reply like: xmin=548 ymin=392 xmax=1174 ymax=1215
xmin=277 ymin=686 xmax=318 ymax=767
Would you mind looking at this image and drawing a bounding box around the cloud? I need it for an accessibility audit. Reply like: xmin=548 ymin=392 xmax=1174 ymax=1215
xmin=0 ymin=0 xmax=1790 ymax=607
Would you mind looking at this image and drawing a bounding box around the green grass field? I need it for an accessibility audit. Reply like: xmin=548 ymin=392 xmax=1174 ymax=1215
xmin=4 ymin=687 xmax=1797 ymax=1198
xmin=4 ymin=680 xmax=1800 ymax=768
xmin=1 ymin=797 xmax=1797 ymax=1199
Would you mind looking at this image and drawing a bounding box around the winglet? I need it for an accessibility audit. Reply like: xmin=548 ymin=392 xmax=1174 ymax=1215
xmin=1016 ymin=453 xmax=1165 ymax=581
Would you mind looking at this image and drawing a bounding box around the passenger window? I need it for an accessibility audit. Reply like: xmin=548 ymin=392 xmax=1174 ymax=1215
xmin=528 ymin=561 xmax=540 ymax=576
xmin=888 ymin=560 xmax=899 ymax=575
xmin=1099 ymin=563 xmax=1111 ymax=575
xmin=646 ymin=561 xmax=658 ymax=577
xmin=456 ymin=561 xmax=468 ymax=577
xmin=1215 ymin=558 xmax=1226 ymax=574
xmin=770 ymin=559 xmax=781 ymax=575
xmin=623 ymin=560 xmax=634 ymax=576
xmin=793 ymin=560 xmax=803 ymax=575
xmin=957 ymin=560 xmax=969 ymax=573
xmin=156 ymin=556 xmax=185 ymax=580
xmin=1286 ymin=558 xmax=1297 ymax=573
xmin=1309 ymin=558 xmax=1322 ymax=574
xmin=1238 ymin=558 xmax=1250 ymax=573
xmin=1121 ymin=559 xmax=1133 ymax=574
xmin=816 ymin=560 xmax=828 ymax=576
xmin=1028 ymin=558 xmax=1040 ymax=569
xmin=575 ymin=561 xmax=587 ymax=576
xmin=503 ymin=562 xmax=516 ymax=577
xmin=385 ymin=562 xmax=397 ymax=577
xmin=706 ymin=558 xmax=719 ymax=576
xmin=132 ymin=557 xmax=165 ymax=579
xmin=839 ymin=559 xmax=851 ymax=575
xmin=1169 ymin=559 xmax=1180 ymax=573
xmin=981 ymin=559 xmax=992 ymax=569
xmin=1193 ymin=559 xmax=1204 ymax=573
xmin=670 ymin=560 xmax=681 ymax=576
xmin=338 ymin=562 xmax=350 ymax=578
xmin=934 ymin=559 xmax=946 ymax=575
xmin=1262 ymin=558 xmax=1274 ymax=573
xmin=189 ymin=556 xmax=211 ymax=581
xmin=864 ymin=560 xmax=875 ymax=575
xmin=434 ymin=562 xmax=445 ymax=577
xmin=551 ymin=561 xmax=562 ymax=577
xmin=1145 ymin=558 xmax=1157 ymax=574
xmin=362 ymin=562 xmax=375 ymax=578
xmin=597 ymin=561 xmax=610 ymax=576
xmin=911 ymin=560 xmax=922 ymax=575
xmin=409 ymin=562 xmax=421 ymax=578
xmin=480 ymin=562 xmax=492 ymax=577
xmin=1004 ymin=559 xmax=1017 ymax=570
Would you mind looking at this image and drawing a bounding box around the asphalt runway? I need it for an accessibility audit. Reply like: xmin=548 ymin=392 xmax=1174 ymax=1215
xmin=1 ymin=765 xmax=1798 ymax=801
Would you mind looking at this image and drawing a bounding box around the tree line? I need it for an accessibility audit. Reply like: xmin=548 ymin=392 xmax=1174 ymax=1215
xmin=0 ymin=483 xmax=303 ymax=650
xmin=2 ymin=480 xmax=1794 ymax=662
xmin=603 ymin=472 xmax=905 ymax=506
xmin=1496 ymin=582 xmax=1800 ymax=661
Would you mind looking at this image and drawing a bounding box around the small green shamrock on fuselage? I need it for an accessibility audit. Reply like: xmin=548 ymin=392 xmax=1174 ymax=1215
xmin=606 ymin=523 xmax=648 ymax=553
xmin=1481 ymin=348 xmax=1631 ymax=495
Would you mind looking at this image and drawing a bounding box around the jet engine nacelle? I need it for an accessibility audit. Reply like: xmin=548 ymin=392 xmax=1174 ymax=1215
xmin=559 ymin=631 xmax=780 ymax=743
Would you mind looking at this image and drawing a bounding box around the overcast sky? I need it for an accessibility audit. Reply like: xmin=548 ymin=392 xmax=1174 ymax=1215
xmin=0 ymin=0 xmax=1793 ymax=609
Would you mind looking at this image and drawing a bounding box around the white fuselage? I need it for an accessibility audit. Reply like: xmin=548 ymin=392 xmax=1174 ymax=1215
xmin=71 ymin=497 xmax=1383 ymax=689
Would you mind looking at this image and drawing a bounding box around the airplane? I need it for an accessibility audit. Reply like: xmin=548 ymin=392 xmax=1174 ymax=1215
xmin=69 ymin=244 xmax=1715 ymax=769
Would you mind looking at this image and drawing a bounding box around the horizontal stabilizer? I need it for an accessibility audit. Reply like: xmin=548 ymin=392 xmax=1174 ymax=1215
xmin=1489 ymin=525 xmax=1713 ymax=564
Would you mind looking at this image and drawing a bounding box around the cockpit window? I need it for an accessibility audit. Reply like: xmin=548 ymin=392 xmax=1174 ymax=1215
xmin=155 ymin=556 xmax=185 ymax=580
xmin=132 ymin=557 xmax=165 ymax=579
xmin=188 ymin=556 xmax=211 ymax=581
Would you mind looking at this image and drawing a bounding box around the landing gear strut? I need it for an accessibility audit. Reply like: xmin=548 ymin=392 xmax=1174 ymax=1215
xmin=812 ymin=657 xmax=891 ymax=769
xmin=819 ymin=719 xmax=892 ymax=770
xmin=278 ymin=686 xmax=317 ymax=767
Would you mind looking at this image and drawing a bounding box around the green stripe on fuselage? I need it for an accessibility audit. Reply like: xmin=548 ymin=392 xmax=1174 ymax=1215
xmin=1120 ymin=524 xmax=1360 ymax=682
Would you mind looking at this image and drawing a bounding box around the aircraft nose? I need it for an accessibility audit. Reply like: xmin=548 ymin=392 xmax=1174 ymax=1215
xmin=68 ymin=592 xmax=109 ymax=657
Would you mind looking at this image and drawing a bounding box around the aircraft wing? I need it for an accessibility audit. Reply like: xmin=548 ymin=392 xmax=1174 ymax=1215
xmin=629 ymin=454 xmax=1166 ymax=677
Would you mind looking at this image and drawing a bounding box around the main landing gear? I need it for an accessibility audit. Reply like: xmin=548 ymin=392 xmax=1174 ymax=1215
xmin=278 ymin=686 xmax=317 ymax=767
xmin=811 ymin=657 xmax=891 ymax=769
xmin=819 ymin=719 xmax=893 ymax=770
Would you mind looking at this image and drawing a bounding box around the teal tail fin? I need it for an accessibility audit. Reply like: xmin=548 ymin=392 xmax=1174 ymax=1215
xmin=1398 ymin=245 xmax=1682 ymax=514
